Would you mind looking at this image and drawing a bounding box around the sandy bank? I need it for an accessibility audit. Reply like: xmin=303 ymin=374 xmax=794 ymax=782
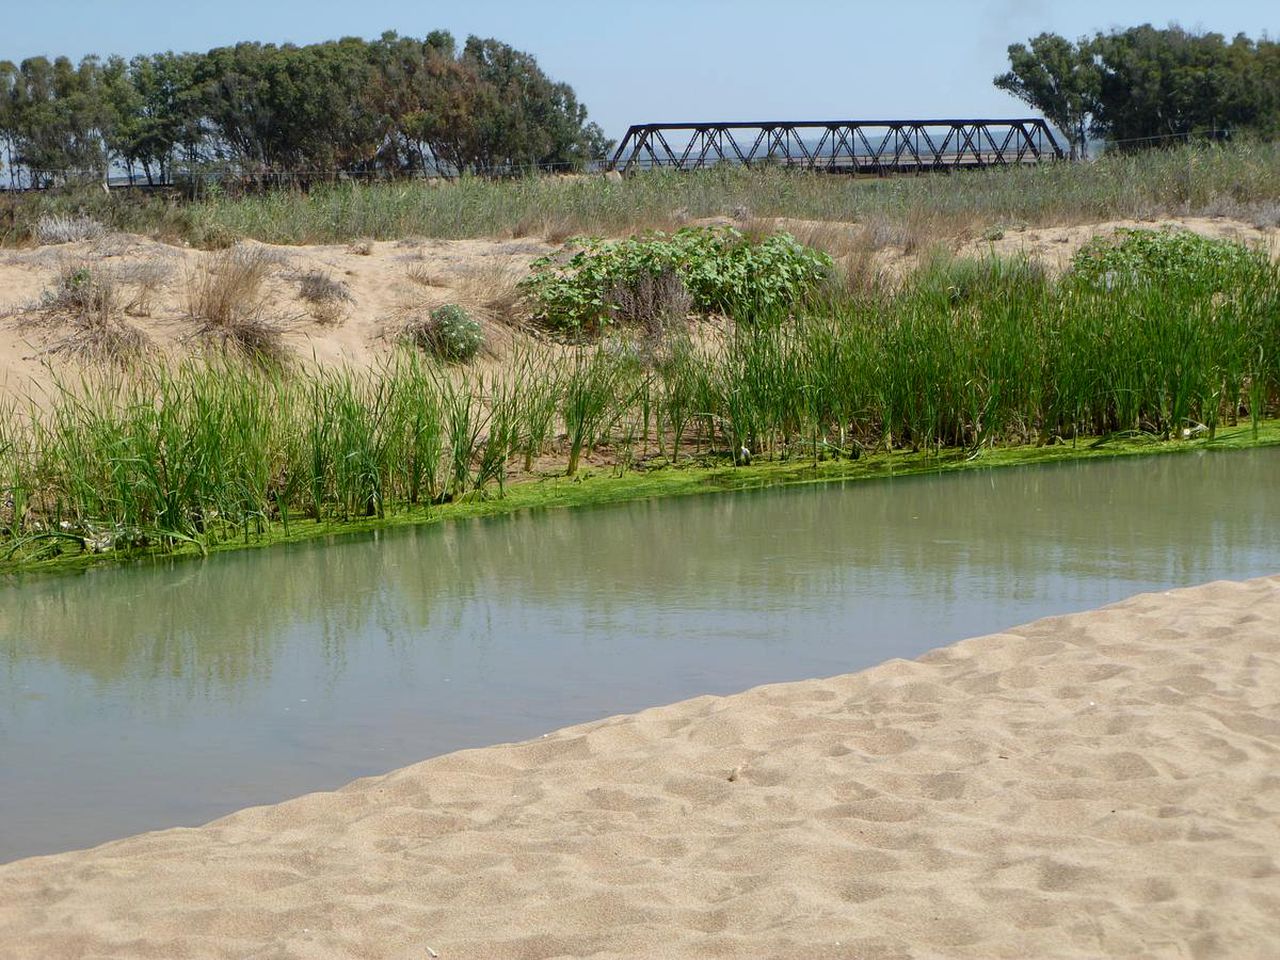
xmin=2 ymin=215 xmax=1276 ymax=403
xmin=2 ymin=576 xmax=1279 ymax=959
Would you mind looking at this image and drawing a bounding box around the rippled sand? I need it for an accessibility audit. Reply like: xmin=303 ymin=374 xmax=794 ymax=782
xmin=3 ymin=576 xmax=1279 ymax=959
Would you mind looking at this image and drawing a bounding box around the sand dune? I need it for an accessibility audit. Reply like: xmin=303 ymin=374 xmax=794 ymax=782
xmin=2 ymin=216 xmax=1277 ymax=404
xmin=0 ymin=234 xmax=553 ymax=401
xmin=2 ymin=576 xmax=1279 ymax=959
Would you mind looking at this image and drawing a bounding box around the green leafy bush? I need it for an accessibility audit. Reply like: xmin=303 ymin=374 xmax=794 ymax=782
xmin=1070 ymin=227 xmax=1269 ymax=289
xmin=519 ymin=226 xmax=831 ymax=331
xmin=406 ymin=304 xmax=484 ymax=362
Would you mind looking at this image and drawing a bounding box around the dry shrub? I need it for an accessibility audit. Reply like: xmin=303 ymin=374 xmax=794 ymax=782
xmin=406 ymin=262 xmax=449 ymax=287
xmin=600 ymin=269 xmax=693 ymax=367
xmin=294 ymin=269 xmax=352 ymax=324
xmin=33 ymin=214 xmax=105 ymax=246
xmin=454 ymin=258 xmax=525 ymax=324
xmin=114 ymin=259 xmax=172 ymax=316
xmin=511 ymin=213 xmax=581 ymax=244
xmin=297 ymin=271 xmax=350 ymax=305
xmin=608 ymin=268 xmax=691 ymax=336
xmin=186 ymin=246 xmax=287 ymax=363
xmin=88 ymin=232 xmax=138 ymax=258
xmin=193 ymin=221 xmax=241 ymax=250
xmin=1242 ymin=199 xmax=1280 ymax=231
xmin=826 ymin=253 xmax=886 ymax=298
xmin=186 ymin=246 xmax=271 ymax=326
xmin=31 ymin=261 xmax=147 ymax=363
xmin=861 ymin=215 xmax=923 ymax=253
xmin=785 ymin=220 xmax=861 ymax=258
xmin=780 ymin=220 xmax=887 ymax=296
xmin=41 ymin=262 xmax=119 ymax=316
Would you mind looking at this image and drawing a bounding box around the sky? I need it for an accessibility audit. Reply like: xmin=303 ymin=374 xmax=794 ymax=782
xmin=2 ymin=0 xmax=1275 ymax=139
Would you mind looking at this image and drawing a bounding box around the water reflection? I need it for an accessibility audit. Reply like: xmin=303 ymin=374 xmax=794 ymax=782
xmin=1 ymin=448 xmax=1277 ymax=860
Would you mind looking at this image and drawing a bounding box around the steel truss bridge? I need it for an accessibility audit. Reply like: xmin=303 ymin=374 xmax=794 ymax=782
xmin=608 ymin=119 xmax=1064 ymax=174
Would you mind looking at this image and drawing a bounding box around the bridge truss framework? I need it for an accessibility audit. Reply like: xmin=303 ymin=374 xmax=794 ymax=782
xmin=607 ymin=119 xmax=1064 ymax=174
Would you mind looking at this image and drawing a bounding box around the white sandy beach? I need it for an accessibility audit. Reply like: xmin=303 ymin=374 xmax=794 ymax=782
xmin=2 ymin=575 xmax=1278 ymax=959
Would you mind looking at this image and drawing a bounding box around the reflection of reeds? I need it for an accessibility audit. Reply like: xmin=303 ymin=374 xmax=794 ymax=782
xmin=3 ymin=240 xmax=1278 ymax=565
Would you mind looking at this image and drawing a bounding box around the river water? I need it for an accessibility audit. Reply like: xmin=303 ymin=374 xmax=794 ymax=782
xmin=2 ymin=448 xmax=1278 ymax=862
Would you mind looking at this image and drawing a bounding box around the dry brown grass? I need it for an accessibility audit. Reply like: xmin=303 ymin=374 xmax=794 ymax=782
xmin=113 ymin=259 xmax=173 ymax=317
xmin=511 ymin=213 xmax=581 ymax=245
xmin=292 ymin=269 xmax=352 ymax=325
xmin=406 ymin=262 xmax=449 ymax=288
xmin=452 ymin=259 xmax=525 ymax=325
xmin=27 ymin=261 xmax=148 ymax=364
xmin=185 ymin=246 xmax=288 ymax=364
xmin=760 ymin=212 xmax=978 ymax=296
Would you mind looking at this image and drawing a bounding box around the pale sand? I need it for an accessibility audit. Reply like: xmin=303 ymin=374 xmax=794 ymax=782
xmin=2 ymin=577 xmax=1279 ymax=959
xmin=0 ymin=235 xmax=554 ymax=402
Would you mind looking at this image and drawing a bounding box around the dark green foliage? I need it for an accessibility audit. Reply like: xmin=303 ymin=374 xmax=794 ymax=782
xmin=995 ymin=25 xmax=1280 ymax=149
xmin=1070 ymin=228 xmax=1270 ymax=289
xmin=0 ymin=31 xmax=609 ymax=191
xmin=414 ymin=304 xmax=484 ymax=362
xmin=995 ymin=33 xmax=1099 ymax=158
xmin=519 ymin=227 xmax=832 ymax=331
xmin=1091 ymin=26 xmax=1280 ymax=145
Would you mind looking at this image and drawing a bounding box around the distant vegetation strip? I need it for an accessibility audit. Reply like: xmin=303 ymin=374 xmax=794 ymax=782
xmin=2 ymin=229 xmax=1277 ymax=570
xmin=997 ymin=25 xmax=1280 ymax=159
xmin=3 ymin=20 xmax=1276 ymax=195
xmin=3 ymin=142 xmax=1279 ymax=248
xmin=0 ymin=31 xmax=609 ymax=190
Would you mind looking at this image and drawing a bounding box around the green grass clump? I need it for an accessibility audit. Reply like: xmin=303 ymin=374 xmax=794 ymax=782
xmin=519 ymin=226 xmax=831 ymax=331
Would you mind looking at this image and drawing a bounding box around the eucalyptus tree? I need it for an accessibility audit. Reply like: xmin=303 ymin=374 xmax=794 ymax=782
xmin=0 ymin=60 xmax=18 ymax=187
xmin=0 ymin=30 xmax=612 ymax=186
xmin=996 ymin=25 xmax=1280 ymax=153
xmin=994 ymin=33 xmax=1099 ymax=159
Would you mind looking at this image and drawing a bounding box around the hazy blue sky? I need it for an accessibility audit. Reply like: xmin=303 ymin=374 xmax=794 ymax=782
xmin=3 ymin=1 xmax=1275 ymax=137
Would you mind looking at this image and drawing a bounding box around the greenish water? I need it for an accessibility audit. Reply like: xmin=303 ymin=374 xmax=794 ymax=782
xmin=2 ymin=448 xmax=1279 ymax=863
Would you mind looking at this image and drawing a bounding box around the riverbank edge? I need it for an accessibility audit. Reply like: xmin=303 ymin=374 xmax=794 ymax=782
xmin=6 ymin=420 xmax=1280 ymax=578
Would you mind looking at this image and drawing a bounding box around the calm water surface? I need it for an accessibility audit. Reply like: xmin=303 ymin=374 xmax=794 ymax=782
xmin=3 ymin=448 xmax=1279 ymax=862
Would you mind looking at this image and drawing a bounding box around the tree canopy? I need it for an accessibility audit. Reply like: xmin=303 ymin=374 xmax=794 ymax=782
xmin=0 ymin=31 xmax=611 ymax=188
xmin=995 ymin=25 xmax=1280 ymax=155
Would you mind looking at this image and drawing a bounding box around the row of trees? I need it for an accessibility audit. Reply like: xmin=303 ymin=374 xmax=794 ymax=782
xmin=0 ymin=31 xmax=612 ymax=188
xmin=997 ymin=25 xmax=1280 ymax=159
